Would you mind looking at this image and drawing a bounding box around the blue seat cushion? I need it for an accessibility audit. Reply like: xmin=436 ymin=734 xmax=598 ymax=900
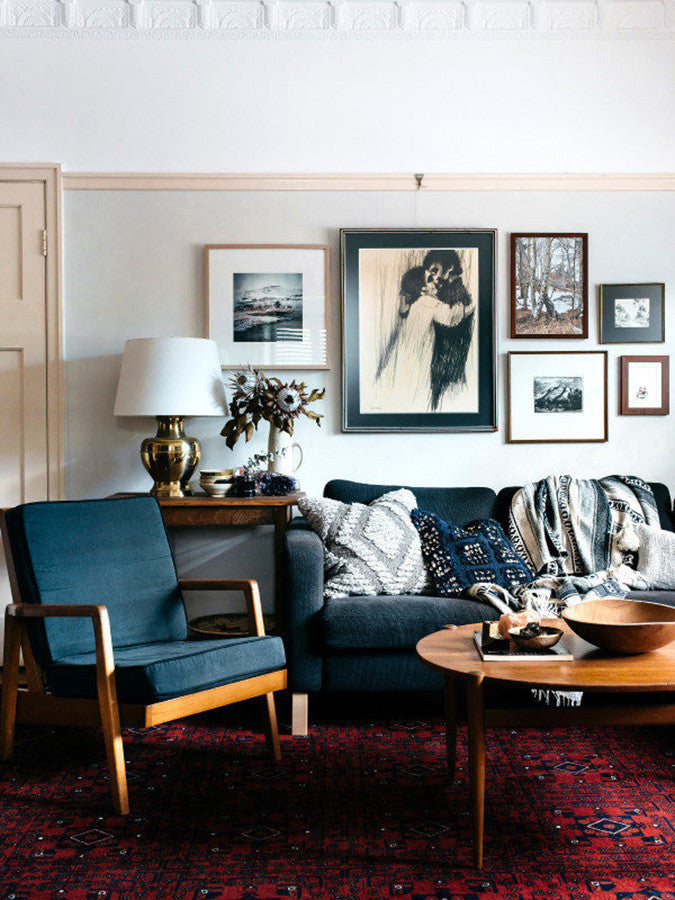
xmin=321 ymin=594 xmax=497 ymax=651
xmin=4 ymin=497 xmax=187 ymax=666
xmin=45 ymin=636 xmax=286 ymax=704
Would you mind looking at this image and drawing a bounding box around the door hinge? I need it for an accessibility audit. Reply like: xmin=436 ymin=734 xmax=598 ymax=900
xmin=42 ymin=229 xmax=48 ymax=258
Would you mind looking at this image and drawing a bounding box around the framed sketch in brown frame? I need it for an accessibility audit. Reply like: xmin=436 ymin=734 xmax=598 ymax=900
xmin=507 ymin=351 xmax=607 ymax=443
xmin=620 ymin=355 xmax=669 ymax=416
xmin=511 ymin=233 xmax=588 ymax=339
xmin=600 ymin=283 xmax=665 ymax=344
xmin=205 ymin=244 xmax=330 ymax=370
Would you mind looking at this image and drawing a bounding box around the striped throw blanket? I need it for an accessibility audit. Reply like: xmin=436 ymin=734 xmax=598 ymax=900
xmin=468 ymin=475 xmax=661 ymax=615
xmin=467 ymin=475 xmax=661 ymax=707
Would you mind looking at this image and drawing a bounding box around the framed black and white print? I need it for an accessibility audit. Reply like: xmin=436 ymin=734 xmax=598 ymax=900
xmin=620 ymin=355 xmax=669 ymax=416
xmin=599 ymin=283 xmax=665 ymax=344
xmin=507 ymin=351 xmax=607 ymax=443
xmin=341 ymin=229 xmax=496 ymax=432
xmin=205 ymin=244 xmax=330 ymax=369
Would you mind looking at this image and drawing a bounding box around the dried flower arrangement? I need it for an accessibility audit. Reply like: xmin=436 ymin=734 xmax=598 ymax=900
xmin=221 ymin=367 xmax=325 ymax=450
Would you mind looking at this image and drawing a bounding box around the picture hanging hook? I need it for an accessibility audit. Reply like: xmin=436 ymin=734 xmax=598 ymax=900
xmin=414 ymin=173 xmax=424 ymax=190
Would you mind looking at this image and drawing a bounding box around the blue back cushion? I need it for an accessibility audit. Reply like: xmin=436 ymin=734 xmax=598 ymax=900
xmin=5 ymin=497 xmax=187 ymax=666
xmin=324 ymin=480 xmax=498 ymax=527
xmin=411 ymin=509 xmax=535 ymax=595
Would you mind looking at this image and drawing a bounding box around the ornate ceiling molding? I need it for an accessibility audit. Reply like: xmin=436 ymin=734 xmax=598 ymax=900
xmin=1 ymin=0 xmax=673 ymax=37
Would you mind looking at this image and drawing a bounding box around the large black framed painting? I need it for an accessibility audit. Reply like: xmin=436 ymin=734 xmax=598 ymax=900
xmin=341 ymin=229 xmax=497 ymax=432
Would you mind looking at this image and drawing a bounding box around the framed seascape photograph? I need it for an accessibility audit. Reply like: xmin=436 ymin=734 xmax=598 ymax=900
xmin=507 ymin=351 xmax=607 ymax=443
xmin=620 ymin=355 xmax=669 ymax=416
xmin=600 ymin=283 xmax=665 ymax=344
xmin=511 ymin=233 xmax=588 ymax=338
xmin=205 ymin=244 xmax=330 ymax=369
xmin=341 ymin=228 xmax=497 ymax=432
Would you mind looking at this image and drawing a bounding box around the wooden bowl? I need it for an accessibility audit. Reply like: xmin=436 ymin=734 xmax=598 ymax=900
xmin=509 ymin=625 xmax=563 ymax=651
xmin=563 ymin=598 xmax=675 ymax=654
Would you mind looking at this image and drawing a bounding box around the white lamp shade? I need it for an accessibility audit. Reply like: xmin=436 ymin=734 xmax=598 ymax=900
xmin=114 ymin=338 xmax=226 ymax=417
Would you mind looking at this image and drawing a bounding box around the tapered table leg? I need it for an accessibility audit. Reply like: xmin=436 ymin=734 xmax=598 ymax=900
xmin=467 ymin=674 xmax=485 ymax=868
xmin=444 ymin=674 xmax=457 ymax=780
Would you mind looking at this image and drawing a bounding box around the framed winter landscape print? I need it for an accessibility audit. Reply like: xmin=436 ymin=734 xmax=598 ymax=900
xmin=599 ymin=283 xmax=665 ymax=344
xmin=620 ymin=355 xmax=669 ymax=416
xmin=507 ymin=351 xmax=607 ymax=443
xmin=511 ymin=233 xmax=588 ymax=338
xmin=341 ymin=228 xmax=497 ymax=432
xmin=205 ymin=244 xmax=330 ymax=369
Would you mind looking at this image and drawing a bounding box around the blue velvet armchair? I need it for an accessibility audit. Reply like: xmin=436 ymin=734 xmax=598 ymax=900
xmin=0 ymin=496 xmax=287 ymax=814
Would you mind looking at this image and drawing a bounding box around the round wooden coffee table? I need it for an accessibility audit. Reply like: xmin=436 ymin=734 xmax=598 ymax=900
xmin=417 ymin=621 xmax=675 ymax=868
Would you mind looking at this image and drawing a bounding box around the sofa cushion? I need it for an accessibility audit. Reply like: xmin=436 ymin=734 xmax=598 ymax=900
xmin=321 ymin=594 xmax=497 ymax=651
xmin=412 ymin=510 xmax=535 ymax=595
xmin=298 ymin=489 xmax=428 ymax=600
xmin=494 ymin=482 xmax=674 ymax=533
xmin=625 ymin=590 xmax=675 ymax=608
xmin=45 ymin=635 xmax=286 ymax=704
xmin=4 ymin=497 xmax=187 ymax=667
xmin=324 ymin=480 xmax=498 ymax=527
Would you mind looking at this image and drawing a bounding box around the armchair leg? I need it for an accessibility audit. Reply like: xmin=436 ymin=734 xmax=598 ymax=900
xmin=264 ymin=692 xmax=282 ymax=762
xmin=94 ymin=650 xmax=129 ymax=815
xmin=0 ymin=616 xmax=22 ymax=761
xmin=98 ymin=690 xmax=129 ymax=815
xmin=291 ymin=693 xmax=309 ymax=737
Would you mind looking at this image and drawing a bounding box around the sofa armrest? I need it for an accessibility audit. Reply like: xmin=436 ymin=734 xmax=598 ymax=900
xmin=281 ymin=521 xmax=325 ymax=692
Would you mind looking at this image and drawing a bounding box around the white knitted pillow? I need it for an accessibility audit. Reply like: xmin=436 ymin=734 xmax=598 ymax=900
xmin=298 ymin=489 xmax=429 ymax=600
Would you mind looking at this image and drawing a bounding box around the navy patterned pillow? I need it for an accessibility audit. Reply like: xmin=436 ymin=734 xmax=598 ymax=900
xmin=411 ymin=509 xmax=534 ymax=595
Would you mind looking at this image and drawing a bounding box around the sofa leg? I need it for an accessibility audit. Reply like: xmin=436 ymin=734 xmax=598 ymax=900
xmin=291 ymin=693 xmax=308 ymax=737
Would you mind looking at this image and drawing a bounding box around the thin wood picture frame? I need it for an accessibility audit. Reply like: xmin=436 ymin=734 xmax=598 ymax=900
xmin=205 ymin=243 xmax=331 ymax=370
xmin=620 ymin=355 xmax=669 ymax=416
xmin=507 ymin=350 xmax=608 ymax=444
xmin=510 ymin=233 xmax=589 ymax=339
xmin=599 ymin=283 xmax=665 ymax=344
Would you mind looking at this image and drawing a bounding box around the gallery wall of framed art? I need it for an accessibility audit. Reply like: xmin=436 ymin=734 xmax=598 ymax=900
xmin=341 ymin=228 xmax=497 ymax=432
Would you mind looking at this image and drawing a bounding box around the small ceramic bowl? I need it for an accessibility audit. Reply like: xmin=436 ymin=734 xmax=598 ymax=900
xmin=199 ymin=469 xmax=234 ymax=482
xmin=200 ymin=481 xmax=232 ymax=497
xmin=509 ymin=625 xmax=563 ymax=651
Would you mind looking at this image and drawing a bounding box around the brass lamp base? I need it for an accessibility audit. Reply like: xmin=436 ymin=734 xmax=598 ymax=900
xmin=140 ymin=416 xmax=201 ymax=498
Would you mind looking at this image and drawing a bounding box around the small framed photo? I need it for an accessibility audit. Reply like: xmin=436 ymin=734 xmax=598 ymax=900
xmin=341 ymin=228 xmax=497 ymax=432
xmin=599 ymin=283 xmax=665 ymax=344
xmin=511 ymin=233 xmax=588 ymax=339
xmin=205 ymin=244 xmax=330 ymax=369
xmin=620 ymin=355 xmax=669 ymax=416
xmin=507 ymin=351 xmax=607 ymax=443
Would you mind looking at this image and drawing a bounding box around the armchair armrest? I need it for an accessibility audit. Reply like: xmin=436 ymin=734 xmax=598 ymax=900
xmin=178 ymin=579 xmax=265 ymax=636
xmin=6 ymin=602 xmax=116 ymax=677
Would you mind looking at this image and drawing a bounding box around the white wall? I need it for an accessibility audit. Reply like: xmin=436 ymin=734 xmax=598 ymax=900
xmin=64 ymin=187 xmax=675 ymax=612
xmin=4 ymin=26 xmax=673 ymax=616
xmin=0 ymin=37 xmax=673 ymax=173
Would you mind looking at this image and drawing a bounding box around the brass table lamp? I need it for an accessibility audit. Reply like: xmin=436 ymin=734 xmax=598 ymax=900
xmin=114 ymin=337 xmax=225 ymax=498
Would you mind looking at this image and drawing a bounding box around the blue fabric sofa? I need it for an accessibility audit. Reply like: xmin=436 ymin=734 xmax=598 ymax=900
xmin=282 ymin=479 xmax=675 ymax=732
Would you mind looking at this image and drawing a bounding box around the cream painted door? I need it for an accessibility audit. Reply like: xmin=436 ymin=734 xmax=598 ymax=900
xmin=0 ymin=181 xmax=49 ymax=639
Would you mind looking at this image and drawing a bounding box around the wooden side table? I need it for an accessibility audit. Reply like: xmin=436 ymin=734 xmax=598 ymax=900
xmin=111 ymin=492 xmax=305 ymax=630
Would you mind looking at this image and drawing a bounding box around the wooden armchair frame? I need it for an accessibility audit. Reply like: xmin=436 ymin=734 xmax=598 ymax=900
xmin=0 ymin=511 xmax=286 ymax=815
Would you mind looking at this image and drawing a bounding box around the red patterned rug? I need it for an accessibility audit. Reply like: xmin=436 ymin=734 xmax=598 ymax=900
xmin=1 ymin=698 xmax=675 ymax=899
